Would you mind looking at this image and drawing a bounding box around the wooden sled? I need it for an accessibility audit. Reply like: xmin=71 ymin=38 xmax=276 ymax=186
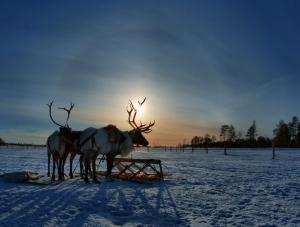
xmin=95 ymin=157 xmax=172 ymax=185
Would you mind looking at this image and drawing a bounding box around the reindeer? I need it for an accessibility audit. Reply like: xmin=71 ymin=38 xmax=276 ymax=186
xmin=75 ymin=97 xmax=155 ymax=183
xmin=70 ymin=125 xmax=126 ymax=183
xmin=46 ymin=101 xmax=76 ymax=180
xmin=106 ymin=97 xmax=155 ymax=181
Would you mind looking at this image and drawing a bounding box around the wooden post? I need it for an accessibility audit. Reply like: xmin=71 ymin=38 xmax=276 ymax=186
xmin=176 ymin=146 xmax=177 ymax=152
xmin=223 ymin=141 xmax=227 ymax=155
xmin=272 ymin=141 xmax=275 ymax=159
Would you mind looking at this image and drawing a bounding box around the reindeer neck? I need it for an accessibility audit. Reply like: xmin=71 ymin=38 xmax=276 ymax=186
xmin=119 ymin=131 xmax=134 ymax=157
xmin=128 ymin=129 xmax=139 ymax=142
xmin=71 ymin=131 xmax=82 ymax=140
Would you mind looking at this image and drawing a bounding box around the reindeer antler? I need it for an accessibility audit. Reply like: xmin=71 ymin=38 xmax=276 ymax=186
xmin=139 ymin=120 xmax=155 ymax=133
xmin=57 ymin=102 xmax=74 ymax=128
xmin=126 ymin=97 xmax=155 ymax=133
xmin=47 ymin=101 xmax=74 ymax=128
xmin=138 ymin=97 xmax=146 ymax=106
xmin=47 ymin=101 xmax=65 ymax=128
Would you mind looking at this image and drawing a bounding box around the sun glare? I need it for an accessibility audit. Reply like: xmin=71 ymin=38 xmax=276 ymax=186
xmin=135 ymin=102 xmax=144 ymax=114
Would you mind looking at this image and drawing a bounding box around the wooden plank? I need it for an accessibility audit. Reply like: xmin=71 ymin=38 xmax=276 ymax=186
xmin=130 ymin=163 xmax=151 ymax=180
xmin=97 ymin=157 xmax=161 ymax=165
xmin=117 ymin=162 xmax=135 ymax=176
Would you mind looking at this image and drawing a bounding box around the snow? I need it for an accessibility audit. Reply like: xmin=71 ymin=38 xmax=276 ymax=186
xmin=1 ymin=146 xmax=300 ymax=227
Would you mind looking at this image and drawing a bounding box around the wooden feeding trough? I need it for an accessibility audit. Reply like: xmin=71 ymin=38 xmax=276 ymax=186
xmin=96 ymin=157 xmax=171 ymax=184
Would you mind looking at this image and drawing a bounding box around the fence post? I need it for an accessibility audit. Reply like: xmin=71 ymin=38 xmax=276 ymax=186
xmin=223 ymin=141 xmax=227 ymax=155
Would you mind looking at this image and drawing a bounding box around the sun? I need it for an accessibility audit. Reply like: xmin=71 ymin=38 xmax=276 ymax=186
xmin=135 ymin=102 xmax=144 ymax=114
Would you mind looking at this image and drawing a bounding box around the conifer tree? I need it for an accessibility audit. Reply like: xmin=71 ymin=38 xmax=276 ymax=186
xmin=288 ymin=116 xmax=299 ymax=145
xmin=295 ymin=123 xmax=300 ymax=148
xmin=246 ymin=120 xmax=257 ymax=140
xmin=220 ymin=125 xmax=229 ymax=155
xmin=273 ymin=120 xmax=290 ymax=147
xmin=228 ymin=125 xmax=236 ymax=142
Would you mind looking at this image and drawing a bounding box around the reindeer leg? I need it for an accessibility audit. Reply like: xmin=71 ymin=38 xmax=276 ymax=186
xmin=58 ymin=158 xmax=65 ymax=180
xmin=69 ymin=153 xmax=76 ymax=178
xmin=84 ymin=159 xmax=90 ymax=184
xmin=58 ymin=158 xmax=62 ymax=180
xmin=61 ymin=156 xmax=66 ymax=179
xmin=47 ymin=152 xmax=51 ymax=177
xmin=51 ymin=155 xmax=56 ymax=181
xmin=92 ymin=156 xmax=100 ymax=183
xmin=88 ymin=160 xmax=93 ymax=178
xmin=60 ymin=147 xmax=69 ymax=180
xmin=80 ymin=155 xmax=84 ymax=179
xmin=105 ymin=154 xmax=116 ymax=182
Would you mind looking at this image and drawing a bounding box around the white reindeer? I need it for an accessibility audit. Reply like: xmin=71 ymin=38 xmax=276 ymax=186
xmin=46 ymin=101 xmax=75 ymax=180
xmin=74 ymin=98 xmax=155 ymax=183
xmin=46 ymin=130 xmax=69 ymax=180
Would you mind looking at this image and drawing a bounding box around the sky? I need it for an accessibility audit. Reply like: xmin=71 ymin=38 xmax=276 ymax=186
xmin=1 ymin=0 xmax=300 ymax=146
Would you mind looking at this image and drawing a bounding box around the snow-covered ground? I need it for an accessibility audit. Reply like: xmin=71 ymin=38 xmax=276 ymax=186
xmin=0 ymin=146 xmax=300 ymax=227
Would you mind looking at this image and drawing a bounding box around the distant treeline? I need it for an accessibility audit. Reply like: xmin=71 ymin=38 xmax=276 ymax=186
xmin=0 ymin=138 xmax=46 ymax=148
xmin=1 ymin=116 xmax=299 ymax=149
xmin=190 ymin=116 xmax=300 ymax=148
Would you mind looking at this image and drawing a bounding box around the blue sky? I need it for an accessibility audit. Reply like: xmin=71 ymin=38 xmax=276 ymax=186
xmin=1 ymin=1 xmax=300 ymax=146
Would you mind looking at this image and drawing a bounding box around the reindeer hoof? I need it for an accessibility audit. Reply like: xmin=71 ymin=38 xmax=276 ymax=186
xmin=84 ymin=178 xmax=90 ymax=184
xmin=51 ymin=177 xmax=56 ymax=181
xmin=105 ymin=176 xmax=115 ymax=182
xmin=93 ymin=178 xmax=101 ymax=184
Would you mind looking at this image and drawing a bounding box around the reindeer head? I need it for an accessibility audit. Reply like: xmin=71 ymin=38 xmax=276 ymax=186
xmin=47 ymin=101 xmax=75 ymax=144
xmin=126 ymin=97 xmax=155 ymax=146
